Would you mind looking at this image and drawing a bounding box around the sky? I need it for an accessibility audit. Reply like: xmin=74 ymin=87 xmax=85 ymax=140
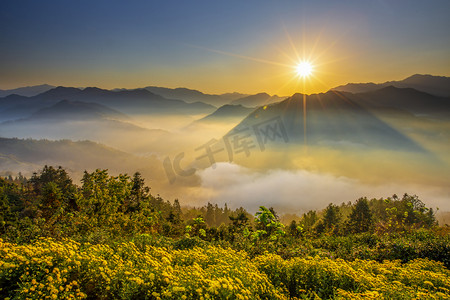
xmin=1 ymin=0 xmax=449 ymax=95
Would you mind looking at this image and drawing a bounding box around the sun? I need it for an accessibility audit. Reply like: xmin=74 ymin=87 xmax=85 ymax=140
xmin=295 ymin=61 xmax=313 ymax=78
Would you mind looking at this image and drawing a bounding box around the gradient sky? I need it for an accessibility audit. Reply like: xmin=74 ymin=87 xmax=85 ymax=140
xmin=1 ymin=0 xmax=449 ymax=95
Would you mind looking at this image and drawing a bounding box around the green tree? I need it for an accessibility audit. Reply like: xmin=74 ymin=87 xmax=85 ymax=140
xmin=316 ymin=203 xmax=341 ymax=234
xmin=254 ymin=206 xmax=285 ymax=240
xmin=30 ymin=166 xmax=78 ymax=218
xmin=345 ymin=198 xmax=373 ymax=234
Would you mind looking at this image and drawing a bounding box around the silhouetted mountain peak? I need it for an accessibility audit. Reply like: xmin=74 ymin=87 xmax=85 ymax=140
xmin=214 ymin=104 xmax=250 ymax=113
xmin=333 ymin=74 xmax=450 ymax=97
xmin=118 ymin=88 xmax=157 ymax=97
xmin=39 ymin=86 xmax=82 ymax=98
xmin=0 ymin=84 xmax=55 ymax=97
xmin=195 ymin=104 xmax=254 ymax=124
xmin=363 ymin=85 xmax=434 ymax=97
xmin=29 ymin=99 xmax=127 ymax=121
xmin=229 ymin=90 xmax=427 ymax=152
xmin=231 ymin=92 xmax=284 ymax=107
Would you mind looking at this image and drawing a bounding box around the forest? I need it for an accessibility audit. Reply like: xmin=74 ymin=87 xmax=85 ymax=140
xmin=1 ymin=166 xmax=449 ymax=299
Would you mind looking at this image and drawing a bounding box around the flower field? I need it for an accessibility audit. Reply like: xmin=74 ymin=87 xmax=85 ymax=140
xmin=1 ymin=237 xmax=449 ymax=300
xmin=1 ymin=168 xmax=450 ymax=299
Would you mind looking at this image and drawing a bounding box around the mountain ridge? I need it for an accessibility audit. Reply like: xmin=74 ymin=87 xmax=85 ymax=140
xmin=332 ymin=74 xmax=450 ymax=97
xmin=0 ymin=84 xmax=55 ymax=97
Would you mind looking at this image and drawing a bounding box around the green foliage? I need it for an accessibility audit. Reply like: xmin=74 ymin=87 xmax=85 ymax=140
xmin=0 ymin=166 xmax=449 ymax=299
xmin=315 ymin=203 xmax=341 ymax=235
xmin=254 ymin=206 xmax=285 ymax=240
xmin=345 ymin=198 xmax=373 ymax=234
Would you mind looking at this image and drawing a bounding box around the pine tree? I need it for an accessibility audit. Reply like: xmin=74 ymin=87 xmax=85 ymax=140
xmin=345 ymin=198 xmax=373 ymax=234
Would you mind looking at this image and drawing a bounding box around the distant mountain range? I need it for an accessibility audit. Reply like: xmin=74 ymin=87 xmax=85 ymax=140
xmin=332 ymin=74 xmax=450 ymax=97
xmin=143 ymin=86 xmax=245 ymax=106
xmin=0 ymin=137 xmax=163 ymax=182
xmin=0 ymin=84 xmax=55 ymax=97
xmin=196 ymin=104 xmax=255 ymax=123
xmin=355 ymin=86 xmax=450 ymax=119
xmin=1 ymin=74 xmax=449 ymax=157
xmin=0 ymin=97 xmax=174 ymax=154
xmin=0 ymin=86 xmax=215 ymax=122
xmin=230 ymin=93 xmax=286 ymax=108
xmin=29 ymin=99 xmax=129 ymax=121
xmin=0 ymin=84 xmax=285 ymax=111
xmin=228 ymin=86 xmax=450 ymax=152
xmin=142 ymin=86 xmax=285 ymax=107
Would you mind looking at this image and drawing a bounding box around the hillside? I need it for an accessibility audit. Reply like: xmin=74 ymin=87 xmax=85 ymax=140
xmin=0 ymin=86 xmax=215 ymax=122
xmin=0 ymin=137 xmax=163 ymax=181
xmin=231 ymin=93 xmax=285 ymax=107
xmin=0 ymin=84 xmax=55 ymax=97
xmin=28 ymin=99 xmax=129 ymax=121
xmin=229 ymin=90 xmax=426 ymax=152
xmin=333 ymin=74 xmax=450 ymax=97
xmin=196 ymin=104 xmax=254 ymax=123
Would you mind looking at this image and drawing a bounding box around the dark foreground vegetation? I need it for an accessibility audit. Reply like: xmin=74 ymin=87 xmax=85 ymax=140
xmin=1 ymin=166 xmax=449 ymax=299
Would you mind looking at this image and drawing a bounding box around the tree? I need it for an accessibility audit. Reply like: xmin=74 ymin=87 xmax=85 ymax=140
xmin=300 ymin=210 xmax=318 ymax=233
xmin=316 ymin=203 xmax=341 ymax=234
xmin=127 ymin=172 xmax=150 ymax=212
xmin=205 ymin=202 xmax=215 ymax=227
xmin=229 ymin=209 xmax=249 ymax=232
xmin=30 ymin=165 xmax=78 ymax=217
xmin=345 ymin=198 xmax=373 ymax=234
xmin=254 ymin=206 xmax=285 ymax=240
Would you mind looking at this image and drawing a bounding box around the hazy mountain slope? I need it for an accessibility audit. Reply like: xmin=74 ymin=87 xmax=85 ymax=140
xmin=333 ymin=74 xmax=450 ymax=97
xmin=144 ymin=86 xmax=230 ymax=106
xmin=0 ymin=86 xmax=216 ymax=122
xmin=0 ymin=94 xmax=59 ymax=122
xmin=0 ymin=84 xmax=55 ymax=97
xmin=228 ymin=90 xmax=426 ymax=152
xmin=0 ymin=100 xmax=172 ymax=155
xmin=28 ymin=100 xmax=129 ymax=121
xmin=231 ymin=93 xmax=285 ymax=107
xmin=196 ymin=104 xmax=254 ymax=123
xmin=220 ymin=92 xmax=249 ymax=101
xmin=0 ymin=137 xmax=164 ymax=182
xmin=353 ymin=86 xmax=450 ymax=119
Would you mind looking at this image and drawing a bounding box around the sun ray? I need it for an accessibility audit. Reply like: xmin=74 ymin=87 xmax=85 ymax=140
xmin=185 ymin=44 xmax=291 ymax=68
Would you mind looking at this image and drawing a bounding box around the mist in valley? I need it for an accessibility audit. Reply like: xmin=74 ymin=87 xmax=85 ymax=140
xmin=1 ymin=82 xmax=449 ymax=223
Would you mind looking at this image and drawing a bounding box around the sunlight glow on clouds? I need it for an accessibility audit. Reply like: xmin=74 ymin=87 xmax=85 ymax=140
xmin=196 ymin=163 xmax=449 ymax=214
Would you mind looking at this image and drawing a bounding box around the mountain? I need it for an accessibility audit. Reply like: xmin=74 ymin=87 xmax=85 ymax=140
xmin=0 ymin=137 xmax=163 ymax=182
xmin=41 ymin=86 xmax=215 ymax=114
xmin=333 ymin=74 xmax=450 ymax=97
xmin=0 ymin=93 xmax=61 ymax=121
xmin=144 ymin=86 xmax=231 ymax=106
xmin=0 ymin=97 xmax=174 ymax=154
xmin=28 ymin=100 xmax=129 ymax=121
xmin=0 ymin=86 xmax=216 ymax=122
xmin=227 ymin=90 xmax=427 ymax=152
xmin=354 ymin=86 xmax=450 ymax=119
xmin=231 ymin=93 xmax=285 ymax=107
xmin=196 ymin=104 xmax=254 ymax=123
xmin=220 ymin=92 xmax=249 ymax=101
xmin=0 ymin=84 xmax=55 ymax=97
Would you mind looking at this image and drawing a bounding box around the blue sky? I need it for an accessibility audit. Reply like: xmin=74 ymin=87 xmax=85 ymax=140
xmin=1 ymin=0 xmax=449 ymax=94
